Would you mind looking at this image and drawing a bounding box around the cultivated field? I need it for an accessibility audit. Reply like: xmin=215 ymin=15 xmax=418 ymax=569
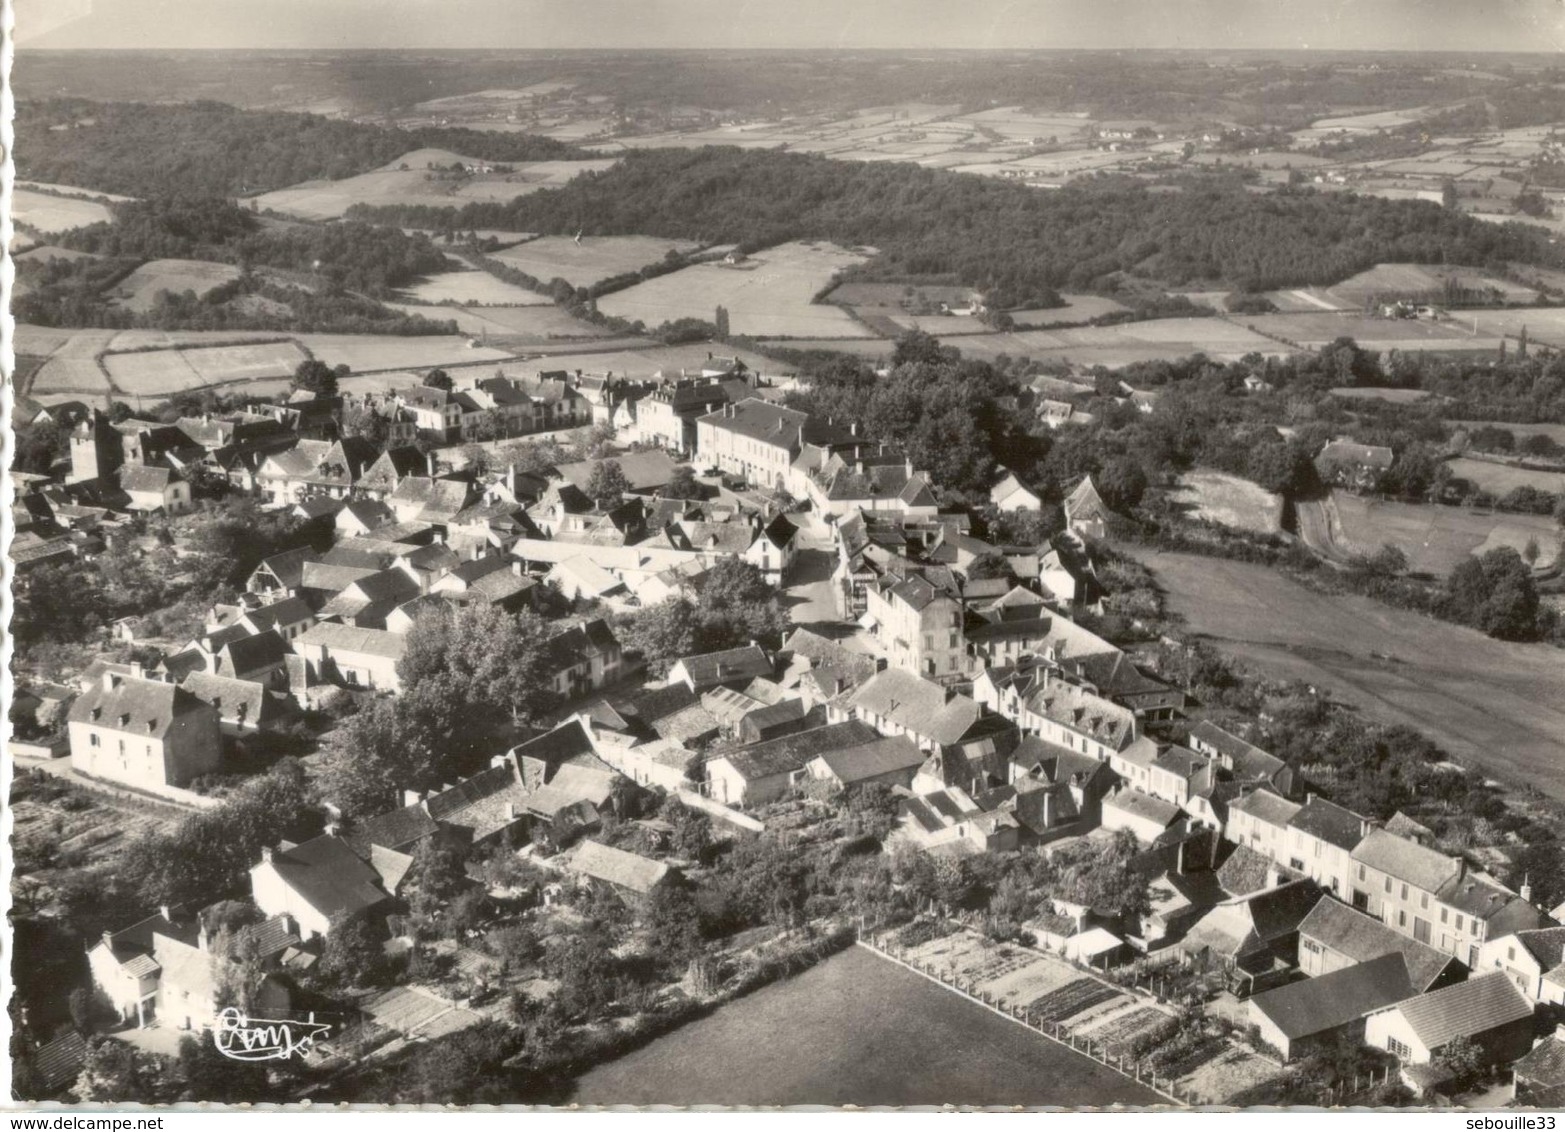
xmin=1467 ymin=308 xmax=1565 ymax=348
xmin=13 ymin=188 xmax=114 ymax=234
xmin=599 ymin=242 xmax=874 ymax=337
xmin=1447 ymin=457 xmax=1565 ymax=496
xmin=1302 ymin=491 xmax=1561 ymax=576
xmin=1328 ymin=387 xmax=1444 ymax=404
xmin=294 ymin=333 xmax=512 ymax=372
xmin=106 ymin=258 xmax=241 ymax=312
xmin=1320 ymin=263 xmax=1539 ymax=307
xmin=250 ymin=149 xmax=618 ymax=220
xmin=1169 ymin=471 xmax=1284 ymax=535
xmin=400 ymin=265 xmax=553 ymax=306
xmin=21 ymin=327 xmax=118 ymax=395
xmin=1128 ymin=549 xmax=1565 ymax=797
xmin=1241 ymin=311 xmax=1499 ymax=350
xmin=105 ymin=340 xmax=309 ymax=395
xmin=492 ymin=235 xmax=703 ymax=289
xmin=1448 ymin=420 xmax=1565 ymax=445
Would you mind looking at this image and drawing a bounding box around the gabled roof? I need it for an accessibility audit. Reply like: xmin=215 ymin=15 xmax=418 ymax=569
xmin=715 ymin=720 xmax=881 ymax=781
xmin=568 ymin=840 xmax=670 ymax=895
xmin=242 ymin=596 xmax=314 ymax=633
xmin=293 ymin=622 xmax=408 ymax=660
xmin=1382 ymin=972 xmax=1533 ymax=1052
xmin=253 ymin=545 xmax=313 ymax=590
xmin=345 ymin=802 xmax=440 ymax=856
xmin=301 ymin=561 xmax=380 ymax=594
xmin=1290 ymin=797 xmax=1366 ymax=851
xmin=1023 ymin=679 xmax=1137 ymax=751
xmin=812 ymin=735 xmax=926 ymax=784
xmin=1515 ymin=1036 xmax=1565 ymax=1088
xmin=698 ymin=398 xmax=810 ymax=448
xmin=117 ymin=464 xmax=177 ymax=494
xmin=68 ymin=675 xmax=211 ymax=740
xmin=1104 ymin=787 xmax=1181 ymax=828
xmin=260 ymin=835 xmax=388 ymax=920
xmin=554 ymin=451 xmax=679 ymax=495
xmin=219 ymin=629 xmax=288 ymax=677
xmin=1250 ymin=952 xmax=1414 ymax=1041
xmin=1064 ymin=475 xmax=1109 ymax=521
xmin=1513 ymin=927 xmax=1565 ymax=971
xmin=844 ymin=669 xmax=986 ymax=748
xmin=181 ymin=671 xmax=284 ymax=726
xmin=673 ymin=644 xmax=773 ymax=688
xmin=1296 ymin=897 xmax=1464 ymax=994
xmin=1318 ymin=439 xmax=1394 ymax=469
xmin=32 ymin=1030 xmax=88 ymax=1094
xmin=1351 ymin=829 xmax=1461 ymax=894
xmin=1230 ymin=788 xmax=1303 ymax=829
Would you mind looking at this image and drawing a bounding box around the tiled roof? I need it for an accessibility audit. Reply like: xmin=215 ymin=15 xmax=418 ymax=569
xmin=812 ymin=735 xmax=926 ymax=783
xmin=1250 ymin=952 xmax=1414 ymax=1041
xmin=181 ymin=672 xmax=281 ymax=725
xmin=674 ymin=644 xmax=773 ymax=688
xmin=1386 ymin=971 xmax=1533 ymax=1052
xmin=698 ymin=398 xmax=810 ymax=448
xmin=220 ymin=629 xmax=288 ymax=677
xmin=1351 ymin=829 xmax=1461 ymax=894
xmin=1318 ymin=439 xmax=1394 ymax=469
xmin=569 ymin=840 xmax=670 ymax=895
xmin=1297 ymin=898 xmax=1458 ymax=993
xmin=235 ymin=914 xmax=301 ymax=959
xmin=1023 ymin=680 xmax=1136 ymax=750
xmin=845 ymin=669 xmax=984 ymax=748
xmin=346 ymin=803 xmax=439 ymax=856
xmin=293 ymin=622 xmax=408 ymax=660
xmin=68 ymin=675 xmax=211 ymax=740
xmin=555 ymin=452 xmax=679 ymax=494
xmin=32 ymin=1030 xmax=88 ymax=1094
xmin=263 ymin=835 xmax=387 ymax=920
xmin=1515 ymin=1036 xmax=1565 ymax=1088
xmin=1289 ymin=797 xmax=1366 ymax=851
xmin=1231 ymin=788 xmax=1303 ymax=829
xmin=716 ymin=721 xmax=880 ymax=781
xmin=1064 ymin=475 xmax=1108 ymax=520
xmin=1105 ymin=787 xmax=1180 ymax=828
xmin=1515 ymin=927 xmax=1565 ymax=971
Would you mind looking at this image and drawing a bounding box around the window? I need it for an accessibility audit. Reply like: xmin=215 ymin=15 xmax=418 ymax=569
xmin=1421 ymin=893 xmax=1429 ymax=910
xmin=1387 ymin=1037 xmax=1411 ymax=1060
xmin=1455 ymin=915 xmax=1464 ymax=932
xmin=1358 ymin=865 xmax=1366 ymax=882
xmin=90 ymin=734 xmax=100 ymax=747
xmin=1384 ymin=877 xmax=1392 ymax=894
xmin=1302 ymin=939 xmax=1323 ymax=955
xmin=1401 ymin=883 xmax=1408 ymax=900
xmin=1510 ymin=946 xmax=1517 ymax=962
xmin=1440 ymin=908 xmax=1448 ymax=925
xmin=1398 ymin=910 xmax=1407 ymax=928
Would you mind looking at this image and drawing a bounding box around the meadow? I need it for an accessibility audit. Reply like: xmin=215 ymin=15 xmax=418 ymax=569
xmin=104 ymin=341 xmax=309 ymax=395
xmin=1168 ymin=471 xmax=1284 ymax=535
xmin=1302 ymin=491 xmax=1560 ymax=577
xmin=598 ymin=241 xmax=875 ymax=338
xmin=13 ymin=188 xmax=114 ymax=234
xmin=106 ymin=258 xmax=241 ymax=312
xmin=250 ymin=149 xmax=617 ymax=220
xmin=1447 ymin=457 xmax=1565 ymax=497
xmin=1126 ymin=549 xmax=1565 ymax=799
xmin=492 ymin=235 xmax=703 ymax=289
xmin=399 ymin=265 xmax=553 ymax=306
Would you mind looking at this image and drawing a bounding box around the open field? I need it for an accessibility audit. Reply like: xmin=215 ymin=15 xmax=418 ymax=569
xmin=825 ymin=281 xmax=976 ymax=309
xmin=599 ymin=242 xmax=874 ymax=337
xmin=1319 ymin=263 xmax=1539 ymax=307
xmin=1467 ymin=308 xmax=1565 ymax=348
xmin=1168 ymin=472 xmax=1284 ymax=535
xmin=1125 ymin=549 xmax=1565 ymax=798
xmin=14 ymin=188 xmax=114 ymax=234
xmin=1241 ymin=311 xmax=1500 ymax=350
xmin=572 ymin=945 xmax=1161 ymax=1106
xmin=492 ymin=235 xmax=702 ymax=289
xmin=1302 ymin=491 xmax=1561 ymax=576
xmin=295 ymin=333 xmax=513 ymax=372
xmin=105 ymin=340 xmax=310 ymax=395
xmin=1447 ymin=457 xmax=1565 ymax=497
xmin=250 ymin=149 xmax=617 ymax=220
xmin=106 ymin=258 xmax=242 ymax=313
xmin=22 ymin=327 xmax=118 ymax=395
xmin=400 ymin=265 xmax=552 ymax=306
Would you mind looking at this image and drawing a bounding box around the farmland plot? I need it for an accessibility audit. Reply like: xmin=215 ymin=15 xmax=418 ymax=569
xmin=493 ymin=235 xmax=703 ymax=289
xmin=251 ymin=149 xmax=617 ymax=220
xmin=400 ymin=266 xmax=552 ymax=306
xmin=294 ymin=333 xmax=511 ymax=372
xmin=13 ymin=188 xmax=114 ymax=234
xmin=106 ymin=259 xmax=241 ymax=313
xmin=599 ymin=242 xmax=874 ymax=338
xmin=1321 ymin=263 xmax=1539 ymax=307
xmin=1304 ymin=491 xmax=1560 ymax=576
xmin=25 ymin=328 xmax=118 ymax=395
xmin=105 ymin=340 xmax=310 ymax=395
xmin=1447 ymin=457 xmax=1565 ymax=497
xmin=1241 ymin=311 xmax=1497 ymax=350
xmin=1169 ymin=472 xmax=1284 ymax=535
xmin=13 ymin=244 xmax=101 ymax=265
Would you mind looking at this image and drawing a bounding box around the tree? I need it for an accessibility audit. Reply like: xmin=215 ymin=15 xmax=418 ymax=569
xmin=714 ymin=305 xmax=731 ymax=338
xmin=343 ymin=405 xmax=391 ymax=450
xmin=425 ymin=368 xmax=454 ymax=391
xmin=74 ymin=1039 xmax=171 ymax=1103
xmin=1442 ymin=179 xmax=1460 ymax=210
xmin=317 ymin=909 xmax=386 ymax=990
xmin=174 ymin=1034 xmax=270 ymax=1103
xmin=290 ymin=358 xmax=339 ymax=398
xmin=689 ymin=557 xmax=790 ymax=650
xmin=617 ymin=598 xmax=699 ymax=675
xmin=965 ymin=552 xmax=1013 ymax=583
xmin=1434 ymin=1034 xmax=1485 ymax=1087
xmin=586 ymin=458 xmax=630 ymax=510
xmin=314 ymin=698 xmax=432 ymax=820
xmin=661 ymin=464 xmax=705 ymax=501
xmin=1523 ymin=536 xmax=1542 ymax=567
xmin=1096 ymin=458 xmax=1148 ymax=513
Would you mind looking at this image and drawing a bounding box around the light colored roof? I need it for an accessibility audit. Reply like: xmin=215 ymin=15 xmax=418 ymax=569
xmin=1230 ymin=788 xmax=1303 ymax=828
xmin=1351 ymin=829 xmax=1460 ymax=894
xmin=1104 ymin=787 xmax=1180 ymax=828
xmin=716 ymin=720 xmax=880 ymax=781
xmin=844 ymin=668 xmax=983 ymax=748
xmin=568 ymin=840 xmax=670 ymax=895
xmin=262 ymin=835 xmax=387 ymax=920
xmin=1383 ymin=972 xmax=1533 ymax=1052
xmin=293 ymin=622 xmax=408 ymax=660
xmin=812 ymin=735 xmax=926 ymax=783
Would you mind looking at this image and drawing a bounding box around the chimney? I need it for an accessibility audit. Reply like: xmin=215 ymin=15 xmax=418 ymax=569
xmin=261 ymin=846 xmax=273 ymax=864
xmin=427 ymin=451 xmax=438 ymax=477
xmin=505 ymin=801 xmax=516 ymax=820
xmin=159 ymin=904 xmax=171 ymax=923
xmin=1521 ymin=875 xmax=1534 ymax=903
xmin=102 ymin=930 xmax=114 ymax=951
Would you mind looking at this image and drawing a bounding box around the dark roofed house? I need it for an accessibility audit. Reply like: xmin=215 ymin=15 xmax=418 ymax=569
xmin=1317 ymin=439 xmax=1395 ymax=492
xmin=28 ymin=1030 xmax=88 ymax=1098
xmin=1249 ymin=952 xmax=1416 ymax=1062
xmin=566 ymin=840 xmax=675 ymax=904
xmin=1180 ymin=880 xmax=1323 ymax=981
xmin=1298 ymin=897 xmax=1466 ymax=994
xmin=706 ymin=720 xmax=881 ymax=807
xmin=250 ymin=835 xmax=390 ymax=941
xmin=180 ymin=671 xmax=295 ymax=735
xmin=218 ymin=629 xmax=290 ymax=684
xmin=668 ymin=643 xmax=774 ymax=693
xmin=1188 ymin=720 xmax=1294 ymax=796
xmin=806 ymin=734 xmax=926 ymax=790
xmin=1514 ymin=1032 xmax=1565 ymax=1107
xmin=68 ymin=673 xmax=221 ymax=791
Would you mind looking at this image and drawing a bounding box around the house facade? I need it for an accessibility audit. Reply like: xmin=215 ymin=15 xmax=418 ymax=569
xmin=68 ymin=673 xmax=221 ymax=791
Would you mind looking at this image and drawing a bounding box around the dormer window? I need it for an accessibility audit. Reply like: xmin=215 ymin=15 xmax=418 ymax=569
xmin=119 ymin=713 xmax=131 ymax=727
xmin=146 ymin=720 xmax=158 ymax=733
xmin=90 ymin=707 xmax=102 ymax=721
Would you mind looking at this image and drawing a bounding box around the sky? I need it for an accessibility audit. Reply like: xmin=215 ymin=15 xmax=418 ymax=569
xmin=16 ymin=0 xmax=1565 ymax=52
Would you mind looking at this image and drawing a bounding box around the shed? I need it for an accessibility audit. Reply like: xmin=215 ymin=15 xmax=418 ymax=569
xmin=1248 ymin=952 xmax=1414 ymax=1061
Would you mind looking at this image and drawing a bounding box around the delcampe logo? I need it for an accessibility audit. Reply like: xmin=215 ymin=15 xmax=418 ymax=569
xmin=213 ymin=1007 xmax=333 ymax=1062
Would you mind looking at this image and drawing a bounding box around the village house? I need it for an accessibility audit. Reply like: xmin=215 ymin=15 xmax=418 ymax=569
xmin=829 ymin=667 xmax=1015 ymax=762
xmin=705 ymin=720 xmax=882 ymax=807
xmin=251 ymin=835 xmax=391 ymax=941
xmin=1514 ymin=1031 xmax=1565 ymax=1107
xmin=1101 ymin=787 xmax=1185 ymax=845
xmin=546 ymin=618 xmax=624 ymax=701
xmin=1316 ymin=439 xmax=1395 ymax=493
xmin=897 ymin=787 xmax=1021 ymax=855
xmin=116 ymin=464 xmax=191 ymax=515
xmin=1188 ymin=720 xmax=1295 ymax=797
xmin=1349 ymin=828 xmax=1546 ymax=968
xmin=1297 ymin=896 xmax=1467 ymax=993
xmin=696 ymin=398 xmax=829 ymax=495
xmin=1107 ymin=738 xmax=1214 ymax=810
xmin=1363 ymin=972 xmax=1534 ymax=1075
xmin=180 ymin=671 xmax=295 ymax=736
xmin=397 ymin=386 xmax=485 ymax=443
xmin=1248 ymin=952 xmax=1416 ymax=1063
xmin=1477 ymin=926 xmax=1565 ymax=1004
xmin=804 ymin=734 xmax=926 ymax=791
xmin=623 ymin=377 xmax=734 ymax=454
xmin=68 ymin=672 xmax=221 ymax=792
xmin=863 ymin=572 xmax=967 ymax=681
xmin=564 ymin=840 xmax=676 ymax=906
xmin=1063 ymin=476 xmax=1111 ymax=540
xmin=990 ymin=471 xmax=1042 ymax=513
xmin=1180 ymin=879 xmax=1324 ymax=984
xmin=667 ymin=643 xmax=774 ymax=693
xmin=291 ymin=622 xmax=409 ymax=693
